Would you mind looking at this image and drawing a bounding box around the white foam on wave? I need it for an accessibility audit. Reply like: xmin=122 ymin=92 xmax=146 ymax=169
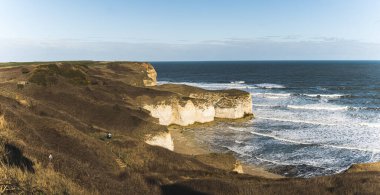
xmin=230 ymin=81 xmax=245 ymax=84
xmin=321 ymin=144 xmax=380 ymax=153
xmin=251 ymin=92 xmax=291 ymax=99
xmin=255 ymin=156 xmax=292 ymax=166
xmin=287 ymin=104 xmax=348 ymax=111
xmin=229 ymin=126 xmax=246 ymax=132
xmin=303 ymin=94 xmax=345 ymax=99
xmin=252 ymin=104 xmax=284 ymax=109
xmin=158 ymin=81 xmax=257 ymax=90
xmin=359 ymin=123 xmax=380 ymax=128
xmin=349 ymin=107 xmax=380 ymax=111
xmin=252 ymin=92 xmax=346 ymax=100
xmin=254 ymin=83 xmax=286 ymax=89
xmin=252 ymin=104 xmax=272 ymax=108
xmin=249 ymin=130 xmax=380 ymax=153
xmin=159 ymin=81 xmax=290 ymax=93
xmin=256 ymin=116 xmax=337 ymax=126
xmin=234 ymin=140 xmax=243 ymax=144
xmin=224 ymin=145 xmax=253 ymax=157
xmin=250 ymin=131 xmax=310 ymax=145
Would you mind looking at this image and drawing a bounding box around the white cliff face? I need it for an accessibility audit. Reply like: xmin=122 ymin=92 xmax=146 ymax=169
xmin=136 ymin=66 xmax=253 ymax=126
xmin=145 ymin=132 xmax=174 ymax=151
xmin=143 ymin=100 xmax=215 ymax=126
xmin=143 ymin=104 xmax=173 ymax=125
xmin=215 ymin=95 xmax=253 ymax=119
xmin=194 ymin=104 xmax=215 ymax=123
xmin=243 ymin=95 xmax=253 ymax=115
xmin=215 ymin=106 xmax=245 ymax=118
xmin=143 ymin=93 xmax=252 ymax=126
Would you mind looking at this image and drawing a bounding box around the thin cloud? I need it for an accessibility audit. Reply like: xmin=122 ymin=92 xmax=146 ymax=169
xmin=0 ymin=37 xmax=380 ymax=62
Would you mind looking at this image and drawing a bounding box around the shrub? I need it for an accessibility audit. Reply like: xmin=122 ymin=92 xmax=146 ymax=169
xmin=21 ymin=68 xmax=30 ymax=74
xmin=28 ymin=64 xmax=89 ymax=86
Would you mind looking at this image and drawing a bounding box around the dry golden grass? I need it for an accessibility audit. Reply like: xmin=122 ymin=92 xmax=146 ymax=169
xmin=0 ymin=153 xmax=97 ymax=194
xmin=346 ymin=162 xmax=380 ymax=173
xmin=0 ymin=161 xmax=96 ymax=194
xmin=0 ymin=120 xmax=96 ymax=194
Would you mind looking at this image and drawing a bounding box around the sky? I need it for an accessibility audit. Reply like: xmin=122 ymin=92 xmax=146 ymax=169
xmin=0 ymin=0 xmax=380 ymax=61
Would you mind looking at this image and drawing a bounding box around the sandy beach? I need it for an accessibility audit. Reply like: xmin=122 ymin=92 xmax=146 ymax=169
xmin=169 ymin=125 xmax=283 ymax=179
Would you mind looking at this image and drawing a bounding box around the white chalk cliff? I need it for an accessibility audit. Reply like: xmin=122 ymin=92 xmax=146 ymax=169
xmin=139 ymin=85 xmax=253 ymax=126
xmin=135 ymin=64 xmax=253 ymax=149
xmin=143 ymin=99 xmax=216 ymax=126
xmin=145 ymin=132 xmax=174 ymax=151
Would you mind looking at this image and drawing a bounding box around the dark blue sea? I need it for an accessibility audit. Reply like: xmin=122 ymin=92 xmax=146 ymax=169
xmin=152 ymin=61 xmax=380 ymax=177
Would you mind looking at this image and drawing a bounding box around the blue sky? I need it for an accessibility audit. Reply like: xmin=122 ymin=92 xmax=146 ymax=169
xmin=0 ymin=0 xmax=380 ymax=61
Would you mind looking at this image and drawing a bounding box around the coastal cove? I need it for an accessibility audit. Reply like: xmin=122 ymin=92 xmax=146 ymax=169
xmin=2 ymin=1 xmax=380 ymax=194
xmin=153 ymin=60 xmax=380 ymax=177
xmin=169 ymin=122 xmax=284 ymax=179
xmin=0 ymin=61 xmax=380 ymax=194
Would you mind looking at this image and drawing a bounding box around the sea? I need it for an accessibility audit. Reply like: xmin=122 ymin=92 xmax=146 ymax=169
xmin=151 ymin=61 xmax=380 ymax=177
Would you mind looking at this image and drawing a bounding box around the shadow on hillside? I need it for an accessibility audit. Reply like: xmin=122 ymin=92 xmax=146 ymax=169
xmin=4 ymin=144 xmax=35 ymax=173
xmin=161 ymin=184 xmax=208 ymax=195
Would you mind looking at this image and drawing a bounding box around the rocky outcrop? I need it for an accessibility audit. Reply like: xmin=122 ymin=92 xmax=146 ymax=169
xmin=142 ymin=63 xmax=157 ymax=86
xmin=0 ymin=114 xmax=6 ymax=129
xmin=189 ymin=90 xmax=253 ymax=119
xmin=104 ymin=62 xmax=157 ymax=87
xmin=141 ymin=85 xmax=253 ymax=126
xmin=145 ymin=132 xmax=174 ymax=151
xmin=103 ymin=62 xmax=253 ymax=127
xmin=233 ymin=162 xmax=244 ymax=174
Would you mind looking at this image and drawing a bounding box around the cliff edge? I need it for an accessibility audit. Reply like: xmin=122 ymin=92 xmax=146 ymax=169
xmin=0 ymin=61 xmax=379 ymax=195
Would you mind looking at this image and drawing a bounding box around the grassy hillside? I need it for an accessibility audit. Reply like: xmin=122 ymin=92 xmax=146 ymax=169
xmin=0 ymin=61 xmax=379 ymax=194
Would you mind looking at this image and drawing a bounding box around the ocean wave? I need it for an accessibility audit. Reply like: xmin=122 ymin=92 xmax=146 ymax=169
xmin=249 ymin=131 xmax=380 ymax=153
xmin=229 ymin=126 xmax=246 ymax=132
xmin=250 ymin=131 xmax=311 ymax=145
xmin=349 ymin=107 xmax=380 ymax=111
xmin=251 ymin=92 xmax=291 ymax=99
xmin=158 ymin=81 xmax=257 ymax=89
xmin=230 ymin=81 xmax=245 ymax=84
xmin=254 ymin=83 xmax=286 ymax=89
xmin=254 ymin=156 xmax=292 ymax=166
xmin=252 ymin=104 xmax=271 ymax=107
xmin=253 ymin=104 xmax=380 ymax=113
xmin=252 ymin=104 xmax=283 ymax=109
xmin=287 ymin=104 xmax=348 ymax=111
xmin=256 ymin=117 xmax=380 ymax=129
xmin=252 ymin=92 xmax=349 ymax=100
xmin=321 ymin=144 xmax=380 ymax=153
xmin=234 ymin=140 xmax=244 ymax=144
xmin=224 ymin=145 xmax=252 ymax=157
xmin=160 ymin=81 xmax=290 ymax=91
xmin=301 ymin=94 xmax=346 ymax=99
xmin=255 ymin=117 xmax=337 ymax=126
xmin=359 ymin=122 xmax=380 ymax=128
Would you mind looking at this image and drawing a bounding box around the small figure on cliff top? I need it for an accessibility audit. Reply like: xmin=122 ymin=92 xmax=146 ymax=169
xmin=106 ymin=132 xmax=112 ymax=139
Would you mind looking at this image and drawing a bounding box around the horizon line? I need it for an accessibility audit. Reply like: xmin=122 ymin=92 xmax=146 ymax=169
xmin=1 ymin=59 xmax=380 ymax=64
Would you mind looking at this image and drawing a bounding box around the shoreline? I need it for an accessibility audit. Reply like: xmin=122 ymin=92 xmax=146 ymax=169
xmin=169 ymin=125 xmax=284 ymax=179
